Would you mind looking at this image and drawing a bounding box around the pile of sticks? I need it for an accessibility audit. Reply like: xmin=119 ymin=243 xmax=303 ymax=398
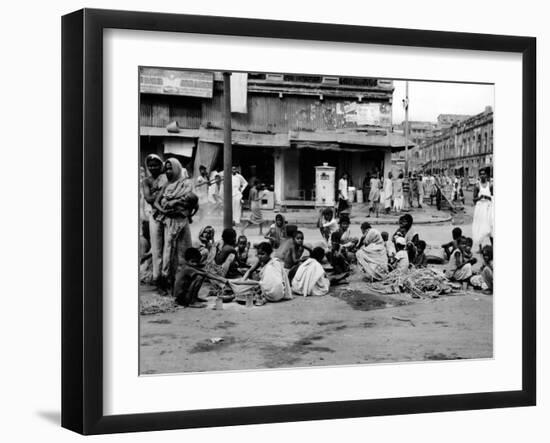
xmin=368 ymin=267 xmax=454 ymax=299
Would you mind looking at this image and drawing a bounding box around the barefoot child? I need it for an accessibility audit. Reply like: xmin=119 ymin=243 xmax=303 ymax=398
xmin=381 ymin=231 xmax=396 ymax=262
xmin=480 ymin=245 xmax=493 ymax=294
xmin=264 ymin=214 xmax=287 ymax=249
xmin=393 ymin=236 xmax=410 ymax=272
xmin=326 ymin=231 xmax=351 ymax=275
xmin=413 ymin=240 xmax=428 ymax=268
xmin=172 ymin=248 xmax=209 ymax=308
xmin=445 ymin=236 xmax=477 ymax=284
xmin=235 ymin=235 xmax=251 ymax=269
xmin=243 ymin=242 xmax=292 ymax=303
xmin=318 ymin=208 xmax=338 ymax=243
xmin=441 ymin=227 xmax=462 ymax=260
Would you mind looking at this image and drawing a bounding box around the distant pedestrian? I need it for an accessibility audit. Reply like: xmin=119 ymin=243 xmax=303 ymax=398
xmin=241 ymin=179 xmax=265 ymax=235
xmin=194 ymin=164 xmax=210 ymax=220
xmin=382 ymin=172 xmax=393 ymax=214
xmin=362 ymin=171 xmax=371 ymax=203
xmin=337 ymin=172 xmax=351 ymax=215
xmin=472 ymin=169 xmax=494 ymax=250
xmin=231 ymin=166 xmax=248 ymax=226
xmin=393 ymin=172 xmax=404 ymax=212
xmin=368 ymin=172 xmax=381 ymax=218
xmin=402 ymin=172 xmax=411 ymax=210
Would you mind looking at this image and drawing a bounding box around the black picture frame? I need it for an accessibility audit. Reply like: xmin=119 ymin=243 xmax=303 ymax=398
xmin=62 ymin=8 xmax=536 ymax=435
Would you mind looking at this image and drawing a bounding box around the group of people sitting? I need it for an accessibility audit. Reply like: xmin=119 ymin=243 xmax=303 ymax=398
xmin=441 ymin=227 xmax=493 ymax=293
xmin=140 ymin=154 xmax=493 ymax=310
xmin=153 ymin=207 xmax=494 ymax=309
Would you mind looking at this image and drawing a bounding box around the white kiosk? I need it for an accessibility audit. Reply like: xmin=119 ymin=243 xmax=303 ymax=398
xmin=315 ymin=163 xmax=336 ymax=207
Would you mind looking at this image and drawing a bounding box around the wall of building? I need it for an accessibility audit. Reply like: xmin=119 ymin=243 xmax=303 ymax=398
xmin=417 ymin=110 xmax=493 ymax=177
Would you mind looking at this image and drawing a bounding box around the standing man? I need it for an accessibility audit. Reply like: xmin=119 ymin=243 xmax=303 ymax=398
xmin=402 ymin=171 xmax=411 ymax=210
xmin=383 ymin=171 xmax=393 ymax=214
xmin=231 ymin=165 xmax=248 ymax=226
xmin=194 ymin=165 xmax=210 ymax=220
xmin=142 ymin=154 xmax=168 ymax=288
xmin=362 ymin=171 xmax=371 ymax=203
xmin=411 ymin=173 xmax=419 ymax=209
xmin=417 ymin=173 xmax=424 ymax=208
xmin=337 ymin=172 xmax=350 ymax=216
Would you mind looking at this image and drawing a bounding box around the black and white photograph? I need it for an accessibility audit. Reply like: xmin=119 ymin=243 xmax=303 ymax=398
xmin=138 ymin=68 xmax=495 ymax=375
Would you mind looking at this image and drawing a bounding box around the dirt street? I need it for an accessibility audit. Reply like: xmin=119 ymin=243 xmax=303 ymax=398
xmin=139 ymin=284 xmax=492 ymax=374
xmin=140 ymin=205 xmax=491 ymax=375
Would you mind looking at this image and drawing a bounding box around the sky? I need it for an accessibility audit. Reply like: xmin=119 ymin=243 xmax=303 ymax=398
xmin=391 ymin=80 xmax=494 ymax=124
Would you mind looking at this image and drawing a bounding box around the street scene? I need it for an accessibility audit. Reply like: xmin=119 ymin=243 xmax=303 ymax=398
xmin=138 ymin=69 xmax=494 ymax=374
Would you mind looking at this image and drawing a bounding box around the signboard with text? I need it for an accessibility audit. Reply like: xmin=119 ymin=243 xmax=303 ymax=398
xmin=140 ymin=68 xmax=214 ymax=98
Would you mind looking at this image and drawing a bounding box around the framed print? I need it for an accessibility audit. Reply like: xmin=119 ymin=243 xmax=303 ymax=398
xmin=61 ymin=8 xmax=536 ymax=435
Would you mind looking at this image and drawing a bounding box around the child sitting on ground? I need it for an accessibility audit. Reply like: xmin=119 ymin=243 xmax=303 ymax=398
xmin=291 ymin=247 xmax=331 ymax=297
xmin=393 ymin=236 xmax=410 ymax=272
xmin=264 ymin=214 xmax=287 ymax=249
xmin=235 ymin=235 xmax=251 ymax=269
xmin=326 ymin=231 xmax=351 ymax=275
xmin=442 ymin=227 xmax=462 ymax=260
xmin=173 ymin=248 xmax=208 ymax=308
xmin=413 ymin=240 xmax=428 ymax=268
xmin=243 ymin=242 xmax=293 ymax=303
xmin=480 ymin=245 xmax=493 ymax=294
xmin=381 ymin=231 xmax=396 ymax=262
xmin=212 ymin=228 xmax=242 ymax=279
xmin=445 ymin=236 xmax=477 ymax=285
xmin=281 ymin=230 xmax=311 ymax=270
xmin=318 ymin=208 xmax=338 ymax=243
xmin=338 ymin=214 xmax=358 ymax=250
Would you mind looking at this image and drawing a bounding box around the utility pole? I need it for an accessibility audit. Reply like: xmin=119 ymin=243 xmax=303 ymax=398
xmin=403 ymin=81 xmax=410 ymax=176
xmin=223 ymin=72 xmax=233 ymax=229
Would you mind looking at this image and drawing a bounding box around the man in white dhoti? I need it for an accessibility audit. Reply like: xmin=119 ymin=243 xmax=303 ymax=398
xmin=231 ymin=166 xmax=248 ymax=225
xmin=382 ymin=172 xmax=393 ymax=214
xmin=472 ymin=169 xmax=494 ymax=250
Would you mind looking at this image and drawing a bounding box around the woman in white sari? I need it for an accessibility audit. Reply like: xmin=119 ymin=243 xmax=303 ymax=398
xmin=356 ymin=223 xmax=388 ymax=281
xmin=291 ymin=247 xmax=330 ymax=297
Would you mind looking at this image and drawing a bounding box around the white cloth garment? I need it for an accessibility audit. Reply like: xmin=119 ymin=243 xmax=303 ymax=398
xmin=291 ymin=258 xmax=330 ymax=297
xmin=338 ymin=178 xmax=349 ymax=200
xmin=230 ymin=173 xmax=248 ymax=224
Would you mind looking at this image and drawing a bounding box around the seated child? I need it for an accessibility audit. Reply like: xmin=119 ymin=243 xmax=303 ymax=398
xmin=463 ymin=237 xmax=475 ymax=262
xmin=291 ymin=247 xmax=331 ymax=297
xmin=326 ymin=231 xmax=351 ymax=274
xmin=413 ymin=240 xmax=428 ymax=268
xmin=281 ymin=230 xmax=311 ymax=269
xmin=338 ymin=214 xmax=358 ymax=250
xmin=381 ymin=231 xmax=396 ymax=262
xmin=318 ymin=208 xmax=338 ymax=243
xmin=173 ymin=247 xmax=208 ymax=308
xmin=264 ymin=214 xmax=287 ymax=249
xmin=393 ymin=236 xmax=410 ymax=272
xmin=445 ymin=236 xmax=477 ymax=283
xmin=243 ymin=242 xmax=292 ymax=303
xmin=212 ymin=228 xmax=242 ymax=278
xmin=480 ymin=245 xmax=493 ymax=293
xmin=442 ymin=227 xmax=462 ymax=260
xmin=235 ymin=235 xmax=251 ymax=269
xmin=195 ymin=225 xmax=216 ymax=264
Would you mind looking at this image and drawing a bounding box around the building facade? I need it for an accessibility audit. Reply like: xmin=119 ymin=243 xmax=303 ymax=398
xmin=417 ymin=107 xmax=493 ymax=178
xmin=139 ymin=69 xmax=410 ymax=205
